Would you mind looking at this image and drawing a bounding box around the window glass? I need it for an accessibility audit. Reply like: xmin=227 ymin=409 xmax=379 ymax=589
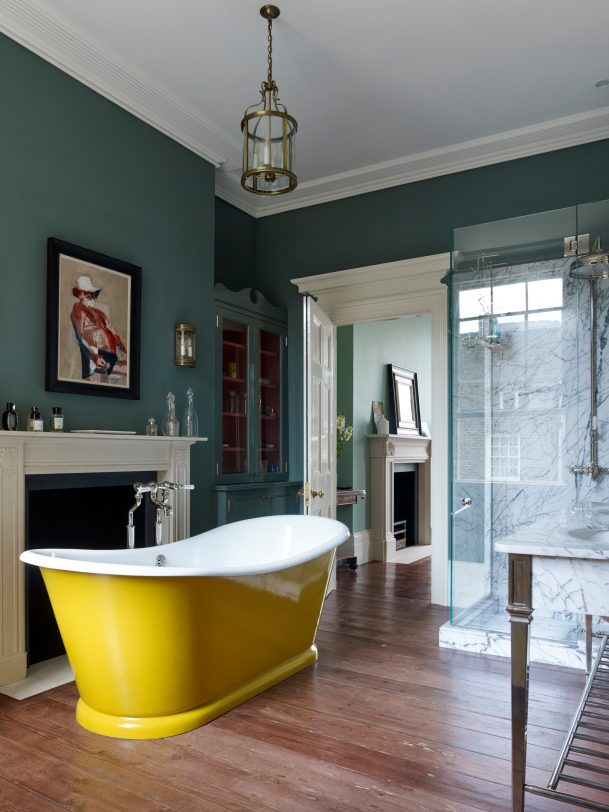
xmin=528 ymin=278 xmax=563 ymax=310
xmin=492 ymin=283 xmax=526 ymax=314
xmin=459 ymin=288 xmax=490 ymax=319
xmin=529 ymin=310 xmax=562 ymax=325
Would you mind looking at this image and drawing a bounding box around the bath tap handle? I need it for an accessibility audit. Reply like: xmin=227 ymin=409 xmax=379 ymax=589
xmin=126 ymin=492 xmax=143 ymax=549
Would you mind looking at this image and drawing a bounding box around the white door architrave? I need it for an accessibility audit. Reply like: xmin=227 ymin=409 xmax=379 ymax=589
xmin=292 ymin=253 xmax=450 ymax=607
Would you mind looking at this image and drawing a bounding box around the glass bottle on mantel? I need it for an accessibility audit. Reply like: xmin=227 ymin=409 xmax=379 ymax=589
xmin=2 ymin=402 xmax=18 ymax=431
xmin=182 ymin=387 xmax=199 ymax=437
xmin=162 ymin=392 xmax=179 ymax=437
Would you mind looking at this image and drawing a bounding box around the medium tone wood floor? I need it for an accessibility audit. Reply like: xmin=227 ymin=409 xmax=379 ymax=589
xmin=0 ymin=559 xmax=590 ymax=811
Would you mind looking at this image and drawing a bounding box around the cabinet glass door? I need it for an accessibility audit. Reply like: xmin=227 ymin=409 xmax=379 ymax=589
xmin=221 ymin=319 xmax=248 ymax=476
xmin=259 ymin=329 xmax=282 ymax=476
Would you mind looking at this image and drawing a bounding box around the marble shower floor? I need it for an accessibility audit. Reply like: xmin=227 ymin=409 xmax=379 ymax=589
xmin=453 ymin=595 xmax=586 ymax=645
xmin=439 ymin=594 xmax=605 ymax=669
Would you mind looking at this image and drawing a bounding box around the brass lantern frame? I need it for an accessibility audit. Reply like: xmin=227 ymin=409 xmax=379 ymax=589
xmin=240 ymin=5 xmax=298 ymax=196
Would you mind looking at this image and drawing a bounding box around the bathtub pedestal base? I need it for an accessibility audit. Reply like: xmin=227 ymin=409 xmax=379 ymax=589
xmin=75 ymin=645 xmax=319 ymax=739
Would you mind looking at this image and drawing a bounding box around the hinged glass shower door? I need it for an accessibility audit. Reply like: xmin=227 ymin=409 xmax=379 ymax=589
xmin=447 ymin=203 xmax=597 ymax=647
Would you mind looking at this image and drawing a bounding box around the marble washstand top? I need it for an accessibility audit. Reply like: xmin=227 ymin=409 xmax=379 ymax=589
xmin=495 ymin=511 xmax=609 ymax=560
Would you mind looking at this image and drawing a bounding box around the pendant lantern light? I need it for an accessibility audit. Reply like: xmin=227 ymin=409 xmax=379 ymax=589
xmin=241 ymin=5 xmax=297 ymax=195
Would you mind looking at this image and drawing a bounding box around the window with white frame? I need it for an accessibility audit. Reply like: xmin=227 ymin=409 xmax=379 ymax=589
xmin=491 ymin=433 xmax=521 ymax=481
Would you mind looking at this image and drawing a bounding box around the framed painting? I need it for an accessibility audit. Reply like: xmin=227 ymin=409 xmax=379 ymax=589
xmin=46 ymin=238 xmax=141 ymax=399
xmin=387 ymin=364 xmax=421 ymax=436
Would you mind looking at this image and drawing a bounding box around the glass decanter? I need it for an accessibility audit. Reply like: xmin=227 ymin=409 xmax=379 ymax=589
xmin=162 ymin=391 xmax=180 ymax=436
xmin=182 ymin=387 xmax=199 ymax=437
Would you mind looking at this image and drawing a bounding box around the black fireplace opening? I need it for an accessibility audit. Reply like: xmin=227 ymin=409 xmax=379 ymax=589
xmin=393 ymin=464 xmax=418 ymax=550
xmin=25 ymin=471 xmax=156 ymax=665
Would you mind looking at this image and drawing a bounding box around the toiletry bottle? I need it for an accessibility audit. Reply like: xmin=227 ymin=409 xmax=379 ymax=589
xmin=28 ymin=406 xmax=43 ymax=432
xmin=162 ymin=392 xmax=179 ymax=436
xmin=2 ymin=402 xmax=18 ymax=431
xmin=50 ymin=406 xmax=64 ymax=432
xmin=182 ymin=387 xmax=199 ymax=437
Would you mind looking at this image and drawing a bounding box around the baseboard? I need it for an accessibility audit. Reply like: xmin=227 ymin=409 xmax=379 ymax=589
xmin=0 ymin=651 xmax=27 ymax=687
xmin=353 ymin=529 xmax=373 ymax=564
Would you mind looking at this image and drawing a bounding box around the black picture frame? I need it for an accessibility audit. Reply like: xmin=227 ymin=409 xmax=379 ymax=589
xmin=387 ymin=364 xmax=421 ymax=436
xmin=46 ymin=238 xmax=141 ymax=399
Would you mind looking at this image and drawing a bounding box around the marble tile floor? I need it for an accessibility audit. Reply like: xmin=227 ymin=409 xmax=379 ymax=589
xmin=439 ymin=593 xmax=608 ymax=670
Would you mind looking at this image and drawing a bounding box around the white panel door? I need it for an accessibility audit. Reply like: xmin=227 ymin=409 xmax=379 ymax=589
xmin=304 ymin=296 xmax=336 ymax=520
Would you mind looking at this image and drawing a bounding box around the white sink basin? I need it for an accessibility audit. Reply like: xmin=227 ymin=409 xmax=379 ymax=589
xmin=567 ymin=527 xmax=609 ymax=544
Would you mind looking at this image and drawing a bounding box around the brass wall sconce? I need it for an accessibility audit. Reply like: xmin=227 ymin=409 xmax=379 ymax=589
xmin=175 ymin=323 xmax=196 ymax=367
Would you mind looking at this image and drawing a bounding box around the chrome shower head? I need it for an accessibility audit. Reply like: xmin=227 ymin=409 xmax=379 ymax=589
xmin=569 ymin=236 xmax=609 ymax=279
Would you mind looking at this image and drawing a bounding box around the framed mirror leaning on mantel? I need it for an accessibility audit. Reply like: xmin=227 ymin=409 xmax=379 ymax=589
xmin=387 ymin=365 xmax=421 ymax=436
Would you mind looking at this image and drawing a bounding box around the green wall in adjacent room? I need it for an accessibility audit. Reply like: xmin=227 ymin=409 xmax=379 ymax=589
xmin=353 ymin=317 xmax=432 ymax=533
xmin=253 ymin=138 xmax=609 ymax=482
xmin=0 ymin=34 xmax=216 ymax=532
xmin=336 ymin=325 xmax=354 ymax=532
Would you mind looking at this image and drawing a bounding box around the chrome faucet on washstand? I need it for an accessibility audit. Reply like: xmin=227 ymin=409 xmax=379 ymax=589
xmin=126 ymin=481 xmax=194 ymax=548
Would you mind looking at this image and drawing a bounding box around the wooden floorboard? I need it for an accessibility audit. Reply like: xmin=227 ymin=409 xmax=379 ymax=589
xmin=0 ymin=558 xmax=590 ymax=811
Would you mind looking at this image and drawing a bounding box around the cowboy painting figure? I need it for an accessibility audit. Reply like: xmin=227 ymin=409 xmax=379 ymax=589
xmin=70 ymin=275 xmax=127 ymax=381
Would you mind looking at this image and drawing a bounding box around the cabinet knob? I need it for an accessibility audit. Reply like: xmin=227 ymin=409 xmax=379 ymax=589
xmin=311 ymin=489 xmax=325 ymax=498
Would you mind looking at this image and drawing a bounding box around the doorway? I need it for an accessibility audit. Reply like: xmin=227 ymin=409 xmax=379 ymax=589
xmin=292 ymin=252 xmax=450 ymax=606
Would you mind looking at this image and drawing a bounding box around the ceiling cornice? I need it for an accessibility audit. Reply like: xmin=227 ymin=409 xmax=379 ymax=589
xmin=3 ymin=1 xmax=609 ymax=219
xmin=220 ymin=105 xmax=609 ymax=218
xmin=0 ymin=0 xmax=240 ymax=168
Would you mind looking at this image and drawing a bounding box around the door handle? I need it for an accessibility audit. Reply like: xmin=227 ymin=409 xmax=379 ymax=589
xmin=311 ymin=489 xmax=325 ymax=498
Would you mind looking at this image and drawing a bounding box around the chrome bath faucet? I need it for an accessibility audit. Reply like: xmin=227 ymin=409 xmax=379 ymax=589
xmin=127 ymin=481 xmax=194 ymax=548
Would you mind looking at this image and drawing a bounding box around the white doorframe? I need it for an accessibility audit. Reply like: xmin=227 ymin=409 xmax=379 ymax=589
xmin=292 ymin=252 xmax=450 ymax=606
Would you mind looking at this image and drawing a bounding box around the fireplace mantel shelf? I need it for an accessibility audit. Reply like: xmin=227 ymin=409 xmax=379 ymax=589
xmin=0 ymin=431 xmax=204 ymax=686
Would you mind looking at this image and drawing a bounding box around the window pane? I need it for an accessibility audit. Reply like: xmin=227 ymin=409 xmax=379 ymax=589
xmin=529 ymin=309 xmax=562 ymax=325
xmin=528 ymin=278 xmax=563 ymax=310
xmin=459 ymin=287 xmax=490 ymax=319
xmin=497 ymin=314 xmax=525 ymax=325
xmin=492 ymin=283 xmax=526 ymax=314
xmin=459 ymin=318 xmax=480 ymax=335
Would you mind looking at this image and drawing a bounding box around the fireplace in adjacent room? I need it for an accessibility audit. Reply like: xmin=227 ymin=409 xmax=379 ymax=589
xmin=368 ymin=433 xmax=431 ymax=562
xmin=393 ymin=463 xmax=418 ymax=550
xmin=25 ymin=471 xmax=156 ymax=665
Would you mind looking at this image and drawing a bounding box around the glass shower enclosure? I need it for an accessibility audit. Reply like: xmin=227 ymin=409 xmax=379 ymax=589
xmin=443 ymin=198 xmax=609 ymax=665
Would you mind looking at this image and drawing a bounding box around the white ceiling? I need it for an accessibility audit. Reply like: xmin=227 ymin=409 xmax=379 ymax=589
xmin=2 ymin=0 xmax=609 ymax=217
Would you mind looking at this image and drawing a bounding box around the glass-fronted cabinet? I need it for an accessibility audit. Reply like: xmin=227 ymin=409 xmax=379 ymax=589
xmin=215 ymin=284 xmax=288 ymax=483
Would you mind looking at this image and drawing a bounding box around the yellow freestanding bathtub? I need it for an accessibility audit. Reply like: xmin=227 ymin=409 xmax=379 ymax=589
xmin=21 ymin=514 xmax=349 ymax=739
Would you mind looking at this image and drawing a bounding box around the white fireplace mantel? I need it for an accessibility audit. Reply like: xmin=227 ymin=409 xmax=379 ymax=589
xmin=367 ymin=434 xmax=431 ymax=561
xmin=0 ymin=430 xmax=204 ymax=686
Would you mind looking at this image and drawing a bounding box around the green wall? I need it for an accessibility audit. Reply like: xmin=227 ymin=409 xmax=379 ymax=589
xmin=254 ymin=138 xmax=609 ymax=481
xmin=0 ymin=34 xmax=216 ymax=532
xmin=215 ymin=199 xmax=256 ymax=290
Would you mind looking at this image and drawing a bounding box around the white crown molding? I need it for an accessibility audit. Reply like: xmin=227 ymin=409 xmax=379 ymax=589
xmin=235 ymin=105 xmax=609 ymax=217
xmin=0 ymin=0 xmax=241 ymax=169
xmin=3 ymin=2 xmax=609 ymax=218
